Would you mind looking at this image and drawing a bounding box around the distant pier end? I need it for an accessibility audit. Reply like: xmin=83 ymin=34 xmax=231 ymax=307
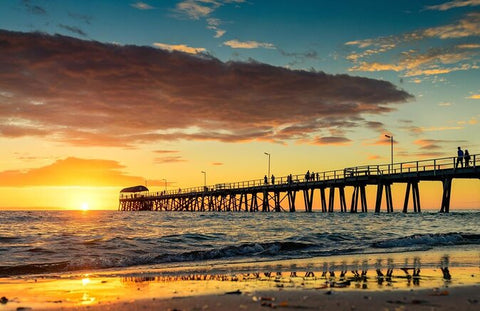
xmin=119 ymin=155 xmax=479 ymax=213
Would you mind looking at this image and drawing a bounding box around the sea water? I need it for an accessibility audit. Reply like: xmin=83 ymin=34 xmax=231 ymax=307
xmin=1 ymin=210 xmax=479 ymax=277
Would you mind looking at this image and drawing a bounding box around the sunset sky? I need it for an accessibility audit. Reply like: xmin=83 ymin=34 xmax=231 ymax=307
xmin=0 ymin=0 xmax=479 ymax=210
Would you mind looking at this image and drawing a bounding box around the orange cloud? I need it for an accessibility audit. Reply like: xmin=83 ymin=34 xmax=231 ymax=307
xmin=153 ymin=42 xmax=206 ymax=54
xmin=0 ymin=157 xmax=159 ymax=187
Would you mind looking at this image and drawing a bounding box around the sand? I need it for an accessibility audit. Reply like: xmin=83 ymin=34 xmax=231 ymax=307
xmin=1 ymin=249 xmax=479 ymax=310
xmin=58 ymin=286 xmax=480 ymax=311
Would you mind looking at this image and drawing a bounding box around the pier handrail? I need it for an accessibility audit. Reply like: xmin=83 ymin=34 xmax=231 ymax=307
xmin=119 ymin=154 xmax=477 ymax=199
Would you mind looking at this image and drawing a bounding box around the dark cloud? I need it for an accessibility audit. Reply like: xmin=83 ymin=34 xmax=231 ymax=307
xmin=365 ymin=121 xmax=384 ymax=129
xmin=22 ymin=0 xmax=47 ymax=15
xmin=58 ymin=24 xmax=87 ymax=37
xmin=278 ymin=48 xmax=318 ymax=67
xmin=414 ymin=139 xmax=467 ymax=150
xmin=68 ymin=12 xmax=93 ymax=24
xmin=0 ymin=30 xmax=413 ymax=147
xmin=312 ymin=136 xmax=352 ymax=145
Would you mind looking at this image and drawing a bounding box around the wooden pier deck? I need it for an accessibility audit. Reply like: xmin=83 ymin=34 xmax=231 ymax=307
xmin=119 ymin=154 xmax=480 ymax=213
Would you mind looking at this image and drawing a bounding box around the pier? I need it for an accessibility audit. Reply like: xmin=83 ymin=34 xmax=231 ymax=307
xmin=119 ymin=154 xmax=479 ymax=213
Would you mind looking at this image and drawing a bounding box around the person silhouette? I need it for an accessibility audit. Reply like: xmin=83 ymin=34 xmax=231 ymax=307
xmin=456 ymin=147 xmax=464 ymax=168
xmin=464 ymin=149 xmax=471 ymax=167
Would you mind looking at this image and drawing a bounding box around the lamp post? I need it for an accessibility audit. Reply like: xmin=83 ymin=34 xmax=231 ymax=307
xmin=161 ymin=178 xmax=167 ymax=192
xmin=385 ymin=134 xmax=393 ymax=173
xmin=264 ymin=152 xmax=271 ymax=179
xmin=201 ymin=171 xmax=206 ymax=189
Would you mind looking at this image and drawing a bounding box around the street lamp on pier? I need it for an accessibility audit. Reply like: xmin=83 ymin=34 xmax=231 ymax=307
xmin=264 ymin=152 xmax=271 ymax=179
xmin=161 ymin=178 xmax=167 ymax=192
xmin=201 ymin=171 xmax=207 ymax=190
xmin=385 ymin=134 xmax=393 ymax=173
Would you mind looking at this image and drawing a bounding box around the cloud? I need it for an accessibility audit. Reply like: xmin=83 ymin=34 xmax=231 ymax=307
xmin=346 ymin=12 xmax=480 ymax=78
xmin=366 ymin=134 xmax=398 ymax=146
xmin=211 ymin=162 xmax=224 ymax=166
xmin=421 ymin=126 xmax=464 ymax=131
xmin=175 ymin=0 xmax=245 ymax=19
xmin=0 ymin=30 xmax=412 ymax=147
xmin=350 ymin=45 xmax=479 ymax=77
xmin=153 ymin=42 xmax=206 ymax=54
xmin=22 ymin=0 xmax=47 ymax=15
xmin=425 ymin=0 xmax=480 ymax=11
xmin=312 ymin=136 xmax=352 ymax=145
xmin=223 ymin=39 xmax=275 ymax=49
xmin=68 ymin=12 xmax=93 ymax=25
xmin=155 ymin=156 xmax=187 ymax=163
xmin=414 ymin=139 xmax=445 ymax=150
xmin=154 ymin=150 xmax=180 ymax=154
xmin=207 ymin=18 xmax=226 ymax=38
xmin=58 ymin=24 xmax=87 ymax=37
xmin=278 ymin=48 xmax=318 ymax=67
xmin=422 ymin=12 xmax=480 ymax=39
xmin=0 ymin=157 xmax=156 ymax=187
xmin=131 ymin=2 xmax=155 ymax=10
xmin=458 ymin=43 xmax=480 ymax=49
xmin=468 ymin=94 xmax=480 ymax=99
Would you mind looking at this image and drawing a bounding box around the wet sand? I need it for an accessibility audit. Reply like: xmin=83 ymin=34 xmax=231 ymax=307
xmin=0 ymin=249 xmax=479 ymax=310
xmin=61 ymin=286 xmax=480 ymax=311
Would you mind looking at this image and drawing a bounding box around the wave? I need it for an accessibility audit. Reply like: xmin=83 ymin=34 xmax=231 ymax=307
xmin=372 ymin=233 xmax=480 ymax=249
xmin=0 ymin=241 xmax=316 ymax=276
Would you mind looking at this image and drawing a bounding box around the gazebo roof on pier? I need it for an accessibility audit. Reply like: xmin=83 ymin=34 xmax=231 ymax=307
xmin=120 ymin=185 xmax=149 ymax=193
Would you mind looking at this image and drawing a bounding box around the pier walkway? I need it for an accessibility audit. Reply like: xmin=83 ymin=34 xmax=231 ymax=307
xmin=119 ymin=154 xmax=479 ymax=213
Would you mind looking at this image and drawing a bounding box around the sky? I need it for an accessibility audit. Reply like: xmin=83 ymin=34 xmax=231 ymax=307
xmin=0 ymin=0 xmax=479 ymax=210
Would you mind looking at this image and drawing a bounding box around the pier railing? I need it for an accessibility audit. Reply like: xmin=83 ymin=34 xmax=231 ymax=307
xmin=120 ymin=154 xmax=477 ymax=199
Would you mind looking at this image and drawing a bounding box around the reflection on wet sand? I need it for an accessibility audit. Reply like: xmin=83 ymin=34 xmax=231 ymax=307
xmin=120 ymin=255 xmax=471 ymax=290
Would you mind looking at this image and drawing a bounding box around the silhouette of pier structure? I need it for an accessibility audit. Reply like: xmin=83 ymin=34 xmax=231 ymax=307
xmin=119 ymin=154 xmax=479 ymax=213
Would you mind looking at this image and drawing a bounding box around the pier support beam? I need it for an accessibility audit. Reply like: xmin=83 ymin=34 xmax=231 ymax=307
xmin=350 ymin=185 xmax=367 ymax=213
xmin=440 ymin=178 xmax=452 ymax=213
xmin=274 ymin=192 xmax=281 ymax=212
xmin=328 ymin=186 xmax=346 ymax=212
xmin=319 ymin=187 xmax=327 ymax=212
xmin=303 ymin=188 xmax=314 ymax=212
xmin=328 ymin=187 xmax=335 ymax=212
xmin=262 ymin=190 xmax=270 ymax=212
xmin=250 ymin=193 xmax=259 ymax=212
xmin=287 ymin=190 xmax=296 ymax=212
xmin=403 ymin=181 xmax=421 ymax=213
xmin=375 ymin=183 xmax=393 ymax=213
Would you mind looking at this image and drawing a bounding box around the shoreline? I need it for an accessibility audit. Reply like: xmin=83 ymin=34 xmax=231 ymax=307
xmin=0 ymin=248 xmax=478 ymax=310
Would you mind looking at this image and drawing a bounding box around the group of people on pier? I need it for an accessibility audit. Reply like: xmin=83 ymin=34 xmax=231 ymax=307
xmin=456 ymin=147 xmax=472 ymax=168
xmin=263 ymin=170 xmax=320 ymax=185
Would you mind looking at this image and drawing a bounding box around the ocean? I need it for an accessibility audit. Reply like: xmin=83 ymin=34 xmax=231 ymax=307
xmin=1 ymin=210 xmax=480 ymax=277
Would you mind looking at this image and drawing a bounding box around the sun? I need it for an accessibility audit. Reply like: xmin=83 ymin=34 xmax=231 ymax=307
xmin=81 ymin=202 xmax=89 ymax=211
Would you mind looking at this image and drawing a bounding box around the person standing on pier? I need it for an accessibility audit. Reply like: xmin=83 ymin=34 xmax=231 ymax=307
xmin=456 ymin=147 xmax=464 ymax=168
xmin=464 ymin=149 xmax=471 ymax=167
xmin=271 ymin=174 xmax=275 ymax=185
xmin=264 ymin=175 xmax=268 ymax=184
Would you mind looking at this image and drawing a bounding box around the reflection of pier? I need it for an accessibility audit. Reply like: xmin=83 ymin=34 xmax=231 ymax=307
xmin=119 ymin=155 xmax=479 ymax=213
xmin=120 ymin=261 xmax=456 ymax=290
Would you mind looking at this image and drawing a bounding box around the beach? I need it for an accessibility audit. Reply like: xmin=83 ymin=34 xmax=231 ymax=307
xmin=1 ymin=210 xmax=479 ymax=310
xmin=1 ymin=248 xmax=479 ymax=310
